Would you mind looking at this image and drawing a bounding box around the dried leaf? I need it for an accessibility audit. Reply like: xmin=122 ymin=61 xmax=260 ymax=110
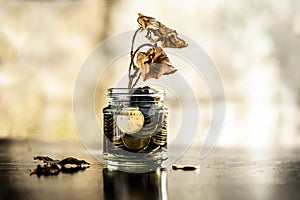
xmin=137 ymin=13 xmax=159 ymax=31
xmin=160 ymin=34 xmax=188 ymax=48
xmin=136 ymin=47 xmax=177 ymax=81
xmin=34 ymin=156 xmax=55 ymax=162
xmin=137 ymin=13 xmax=188 ymax=48
xmin=30 ymin=156 xmax=90 ymax=176
xmin=58 ymin=157 xmax=89 ymax=166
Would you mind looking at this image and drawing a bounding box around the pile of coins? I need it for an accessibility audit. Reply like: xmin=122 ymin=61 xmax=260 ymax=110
xmin=152 ymin=114 xmax=167 ymax=146
xmin=103 ymin=87 xmax=167 ymax=154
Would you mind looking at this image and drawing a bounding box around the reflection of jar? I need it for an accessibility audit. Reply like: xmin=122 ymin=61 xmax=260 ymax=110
xmin=102 ymin=87 xmax=168 ymax=171
xmin=103 ymin=168 xmax=167 ymax=200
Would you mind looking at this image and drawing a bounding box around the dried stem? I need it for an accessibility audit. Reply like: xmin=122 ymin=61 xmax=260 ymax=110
xmin=128 ymin=28 xmax=141 ymax=87
xmin=131 ymin=27 xmax=141 ymax=55
xmin=128 ymin=37 xmax=154 ymax=88
xmin=132 ymin=43 xmax=153 ymax=59
xmin=132 ymin=72 xmax=142 ymax=88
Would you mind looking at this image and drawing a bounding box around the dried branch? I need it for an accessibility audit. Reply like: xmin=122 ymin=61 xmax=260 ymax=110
xmin=127 ymin=13 xmax=188 ymax=88
xmin=128 ymin=28 xmax=142 ymax=81
xmin=128 ymin=43 xmax=154 ymax=88
xmin=132 ymin=72 xmax=142 ymax=88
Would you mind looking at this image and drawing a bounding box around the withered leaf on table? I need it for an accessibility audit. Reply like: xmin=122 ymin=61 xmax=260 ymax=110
xmin=30 ymin=156 xmax=90 ymax=176
xmin=136 ymin=47 xmax=177 ymax=81
xmin=34 ymin=156 xmax=55 ymax=162
xmin=137 ymin=13 xmax=188 ymax=49
xmin=58 ymin=157 xmax=89 ymax=166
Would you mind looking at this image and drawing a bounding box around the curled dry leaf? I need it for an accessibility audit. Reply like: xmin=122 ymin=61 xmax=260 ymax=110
xmin=137 ymin=13 xmax=188 ymax=48
xmin=160 ymin=34 xmax=188 ymax=48
xmin=136 ymin=47 xmax=177 ymax=81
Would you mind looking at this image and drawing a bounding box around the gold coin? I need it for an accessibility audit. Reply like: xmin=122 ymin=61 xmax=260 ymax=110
xmin=116 ymin=107 xmax=144 ymax=134
xmin=152 ymin=137 xmax=167 ymax=146
xmin=122 ymin=134 xmax=151 ymax=151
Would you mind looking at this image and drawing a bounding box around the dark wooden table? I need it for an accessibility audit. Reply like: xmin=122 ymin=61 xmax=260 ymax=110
xmin=0 ymin=140 xmax=299 ymax=200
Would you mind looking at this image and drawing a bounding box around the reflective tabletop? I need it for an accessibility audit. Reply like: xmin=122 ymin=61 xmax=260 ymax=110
xmin=0 ymin=140 xmax=299 ymax=200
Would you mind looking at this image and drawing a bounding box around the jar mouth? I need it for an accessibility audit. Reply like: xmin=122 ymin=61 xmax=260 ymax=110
xmin=107 ymin=87 xmax=165 ymax=103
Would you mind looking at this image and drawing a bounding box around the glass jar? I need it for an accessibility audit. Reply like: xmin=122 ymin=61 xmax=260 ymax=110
xmin=102 ymin=87 xmax=168 ymax=171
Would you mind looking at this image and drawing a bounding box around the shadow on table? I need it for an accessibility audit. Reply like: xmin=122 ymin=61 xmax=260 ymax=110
xmin=0 ymin=139 xmax=24 ymax=199
xmin=102 ymin=168 xmax=168 ymax=200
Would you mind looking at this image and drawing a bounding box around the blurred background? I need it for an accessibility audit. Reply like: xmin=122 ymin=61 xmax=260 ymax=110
xmin=0 ymin=0 xmax=299 ymax=149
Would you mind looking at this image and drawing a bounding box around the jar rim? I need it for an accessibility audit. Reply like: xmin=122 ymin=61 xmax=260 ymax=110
xmin=107 ymin=87 xmax=165 ymax=95
xmin=106 ymin=87 xmax=165 ymax=103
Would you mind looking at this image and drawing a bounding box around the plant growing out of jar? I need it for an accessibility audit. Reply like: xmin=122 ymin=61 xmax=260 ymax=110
xmin=128 ymin=13 xmax=188 ymax=88
xmin=102 ymin=13 xmax=188 ymax=170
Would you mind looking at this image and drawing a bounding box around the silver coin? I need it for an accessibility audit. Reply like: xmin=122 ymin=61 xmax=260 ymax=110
xmin=116 ymin=107 xmax=144 ymax=134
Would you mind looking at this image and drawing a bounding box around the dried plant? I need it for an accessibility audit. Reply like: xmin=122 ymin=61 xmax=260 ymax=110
xmin=128 ymin=13 xmax=188 ymax=88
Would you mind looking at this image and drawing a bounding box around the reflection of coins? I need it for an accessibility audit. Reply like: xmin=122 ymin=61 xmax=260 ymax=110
xmin=116 ymin=107 xmax=144 ymax=134
xmin=122 ymin=134 xmax=151 ymax=151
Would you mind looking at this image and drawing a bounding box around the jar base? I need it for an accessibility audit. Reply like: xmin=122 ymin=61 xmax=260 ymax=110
xmin=106 ymin=160 xmax=162 ymax=172
xmin=104 ymin=151 xmax=167 ymax=172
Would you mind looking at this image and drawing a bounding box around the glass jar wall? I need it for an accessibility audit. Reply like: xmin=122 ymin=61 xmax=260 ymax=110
xmin=102 ymin=87 xmax=168 ymax=171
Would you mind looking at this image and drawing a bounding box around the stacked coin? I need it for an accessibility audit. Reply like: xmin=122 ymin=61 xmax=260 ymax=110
xmin=152 ymin=114 xmax=167 ymax=146
xmin=103 ymin=108 xmax=114 ymax=140
xmin=103 ymin=108 xmax=124 ymax=149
